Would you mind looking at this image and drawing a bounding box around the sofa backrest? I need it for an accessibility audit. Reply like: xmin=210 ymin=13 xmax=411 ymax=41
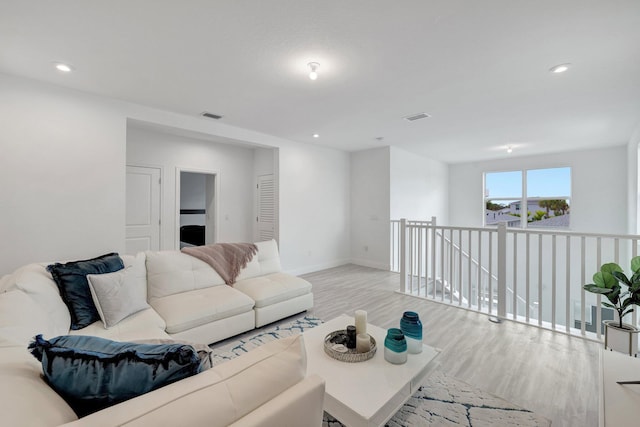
xmin=0 ymin=263 xmax=71 ymax=338
xmin=236 ymin=240 xmax=282 ymax=281
xmin=145 ymin=251 xmax=226 ymax=300
xmin=146 ymin=240 xmax=283 ymax=300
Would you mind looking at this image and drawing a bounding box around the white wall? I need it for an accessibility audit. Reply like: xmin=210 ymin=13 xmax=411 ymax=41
xmin=0 ymin=74 xmax=125 ymax=273
xmin=0 ymin=72 xmax=351 ymax=275
xmin=389 ymin=146 xmax=449 ymax=224
xmin=449 ymin=146 xmax=628 ymax=234
xmin=279 ymin=143 xmax=351 ymax=274
xmin=629 ymin=124 xmax=640 ymax=235
xmin=350 ymin=147 xmax=390 ymax=269
xmin=127 ymin=127 xmax=258 ymax=248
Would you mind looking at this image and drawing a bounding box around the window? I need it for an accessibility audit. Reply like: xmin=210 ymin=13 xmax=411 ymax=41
xmin=484 ymin=167 xmax=571 ymax=228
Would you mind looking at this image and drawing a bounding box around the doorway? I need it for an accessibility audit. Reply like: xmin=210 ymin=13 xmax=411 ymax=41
xmin=176 ymin=169 xmax=218 ymax=249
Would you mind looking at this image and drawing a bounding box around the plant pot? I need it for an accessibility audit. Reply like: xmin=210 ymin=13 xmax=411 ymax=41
xmin=603 ymin=320 xmax=640 ymax=356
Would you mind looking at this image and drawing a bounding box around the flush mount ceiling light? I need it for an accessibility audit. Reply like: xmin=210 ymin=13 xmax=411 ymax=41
xmin=312 ymin=133 xmax=320 ymax=138
xmin=53 ymin=62 xmax=74 ymax=73
xmin=549 ymin=63 xmax=571 ymax=73
xmin=308 ymin=62 xmax=320 ymax=80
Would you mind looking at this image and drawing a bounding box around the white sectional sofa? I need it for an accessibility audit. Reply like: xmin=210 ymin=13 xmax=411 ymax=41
xmin=145 ymin=239 xmax=313 ymax=344
xmin=0 ymin=240 xmax=323 ymax=426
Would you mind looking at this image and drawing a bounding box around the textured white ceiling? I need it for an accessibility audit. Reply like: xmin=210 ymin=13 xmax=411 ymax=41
xmin=2 ymin=1 xmax=639 ymax=163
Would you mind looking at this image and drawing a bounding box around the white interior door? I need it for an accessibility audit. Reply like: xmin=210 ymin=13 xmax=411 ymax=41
xmin=257 ymin=174 xmax=275 ymax=241
xmin=126 ymin=166 xmax=161 ymax=254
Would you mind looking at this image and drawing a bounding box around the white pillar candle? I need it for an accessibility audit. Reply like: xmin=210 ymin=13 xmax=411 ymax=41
xmin=356 ymin=333 xmax=371 ymax=353
xmin=355 ymin=310 xmax=367 ymax=335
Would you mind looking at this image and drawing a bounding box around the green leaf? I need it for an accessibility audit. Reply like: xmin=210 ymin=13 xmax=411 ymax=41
xmin=602 ymin=302 xmax=615 ymax=308
xmin=613 ymin=271 xmax=631 ymax=286
xmin=608 ymin=289 xmax=621 ymax=305
xmin=584 ymin=284 xmax=613 ymax=294
xmin=593 ymin=271 xmax=619 ymax=289
xmin=622 ymin=308 xmax=634 ymax=318
xmin=631 ymin=256 xmax=640 ymax=273
xmin=601 ymin=263 xmax=623 ymax=275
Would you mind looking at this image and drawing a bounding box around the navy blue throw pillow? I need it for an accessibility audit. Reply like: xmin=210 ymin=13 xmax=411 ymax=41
xmin=47 ymin=253 xmax=124 ymax=329
xmin=28 ymin=334 xmax=201 ymax=417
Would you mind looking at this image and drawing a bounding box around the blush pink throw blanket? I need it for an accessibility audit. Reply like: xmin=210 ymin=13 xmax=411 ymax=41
xmin=181 ymin=243 xmax=258 ymax=285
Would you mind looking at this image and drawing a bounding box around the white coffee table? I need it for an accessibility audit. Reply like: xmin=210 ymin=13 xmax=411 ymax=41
xmin=303 ymin=314 xmax=439 ymax=427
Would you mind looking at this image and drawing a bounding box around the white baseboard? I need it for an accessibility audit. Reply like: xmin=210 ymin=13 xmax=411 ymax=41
xmin=349 ymin=258 xmax=390 ymax=271
xmin=286 ymin=258 xmax=351 ymax=276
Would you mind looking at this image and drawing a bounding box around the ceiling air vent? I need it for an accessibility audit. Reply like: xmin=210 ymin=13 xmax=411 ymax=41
xmin=403 ymin=112 xmax=431 ymax=122
xmin=201 ymin=112 xmax=223 ymax=120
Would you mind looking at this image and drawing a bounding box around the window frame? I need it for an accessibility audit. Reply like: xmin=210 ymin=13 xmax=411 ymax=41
xmin=483 ymin=167 xmax=571 ymax=229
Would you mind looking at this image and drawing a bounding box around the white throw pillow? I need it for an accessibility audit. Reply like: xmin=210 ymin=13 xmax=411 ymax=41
xmin=87 ymin=266 xmax=150 ymax=328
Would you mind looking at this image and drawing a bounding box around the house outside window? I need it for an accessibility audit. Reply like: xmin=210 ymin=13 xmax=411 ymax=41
xmin=484 ymin=167 xmax=571 ymax=228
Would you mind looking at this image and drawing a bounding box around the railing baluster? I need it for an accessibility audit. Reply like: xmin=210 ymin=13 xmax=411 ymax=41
xmin=597 ymin=237 xmax=602 ymax=340
xmin=552 ymin=234 xmax=556 ymax=330
xmin=526 ymin=233 xmax=531 ymax=323
xmin=581 ymin=236 xmax=586 ymax=336
xmin=440 ymin=226 xmax=445 ymax=302
xmin=634 ymin=239 xmax=638 ymax=328
xmin=488 ymin=230 xmax=493 ymax=315
xmin=431 ymin=223 xmax=437 ymax=299
xmin=468 ymin=230 xmax=472 ymax=308
xmin=458 ymin=229 xmax=463 ymax=306
xmin=566 ymin=235 xmax=571 ymax=334
xmin=538 ymin=233 xmax=543 ymax=326
xmin=449 ymin=229 xmax=454 ymax=304
xmin=513 ymin=233 xmax=518 ymax=320
xmin=418 ymin=225 xmax=423 ymax=296
xmin=477 ymin=231 xmax=482 ymax=310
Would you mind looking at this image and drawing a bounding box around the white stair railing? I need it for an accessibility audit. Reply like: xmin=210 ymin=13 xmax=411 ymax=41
xmin=391 ymin=217 xmax=640 ymax=342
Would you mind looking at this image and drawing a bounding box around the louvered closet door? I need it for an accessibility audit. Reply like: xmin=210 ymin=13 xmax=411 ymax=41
xmin=257 ymin=174 xmax=275 ymax=241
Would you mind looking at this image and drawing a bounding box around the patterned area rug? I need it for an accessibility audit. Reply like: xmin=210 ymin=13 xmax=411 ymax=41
xmin=210 ymin=316 xmax=551 ymax=427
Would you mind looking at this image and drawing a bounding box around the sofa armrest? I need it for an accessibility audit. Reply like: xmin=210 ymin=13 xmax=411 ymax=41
xmin=230 ymin=374 xmax=325 ymax=427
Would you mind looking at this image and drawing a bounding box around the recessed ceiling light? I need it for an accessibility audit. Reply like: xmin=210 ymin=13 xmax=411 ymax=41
xmin=507 ymin=146 xmax=513 ymax=154
xmin=53 ymin=62 xmax=74 ymax=73
xmin=549 ymin=63 xmax=571 ymax=73
xmin=312 ymin=133 xmax=320 ymax=138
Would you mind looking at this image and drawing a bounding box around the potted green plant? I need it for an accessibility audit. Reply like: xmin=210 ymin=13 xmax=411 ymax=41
xmin=584 ymin=257 xmax=640 ymax=356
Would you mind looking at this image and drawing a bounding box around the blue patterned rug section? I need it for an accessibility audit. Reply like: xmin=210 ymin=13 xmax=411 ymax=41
xmin=209 ymin=316 xmax=323 ymax=365
xmin=210 ymin=316 xmax=551 ymax=427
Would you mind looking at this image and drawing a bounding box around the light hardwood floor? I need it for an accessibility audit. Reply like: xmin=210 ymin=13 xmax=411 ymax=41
xmin=301 ymin=264 xmax=600 ymax=427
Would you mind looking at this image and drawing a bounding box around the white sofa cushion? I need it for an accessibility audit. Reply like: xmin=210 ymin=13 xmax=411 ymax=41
xmin=151 ymin=286 xmax=255 ymax=334
xmin=145 ymin=251 xmax=225 ymax=299
xmin=236 ymin=240 xmax=282 ymax=282
xmin=63 ymin=334 xmax=307 ymax=427
xmin=1 ymin=263 xmax=71 ymax=335
xmin=69 ymin=308 xmax=170 ymax=342
xmin=234 ymin=273 xmax=312 ymax=308
xmin=0 ymin=290 xmax=60 ymax=348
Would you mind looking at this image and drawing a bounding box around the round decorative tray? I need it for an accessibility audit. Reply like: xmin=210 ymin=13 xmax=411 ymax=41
xmin=323 ymin=330 xmax=377 ymax=363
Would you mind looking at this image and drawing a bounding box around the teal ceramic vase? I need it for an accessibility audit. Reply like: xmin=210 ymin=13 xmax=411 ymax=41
xmin=384 ymin=328 xmax=407 ymax=364
xmin=400 ymin=311 xmax=423 ymax=354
